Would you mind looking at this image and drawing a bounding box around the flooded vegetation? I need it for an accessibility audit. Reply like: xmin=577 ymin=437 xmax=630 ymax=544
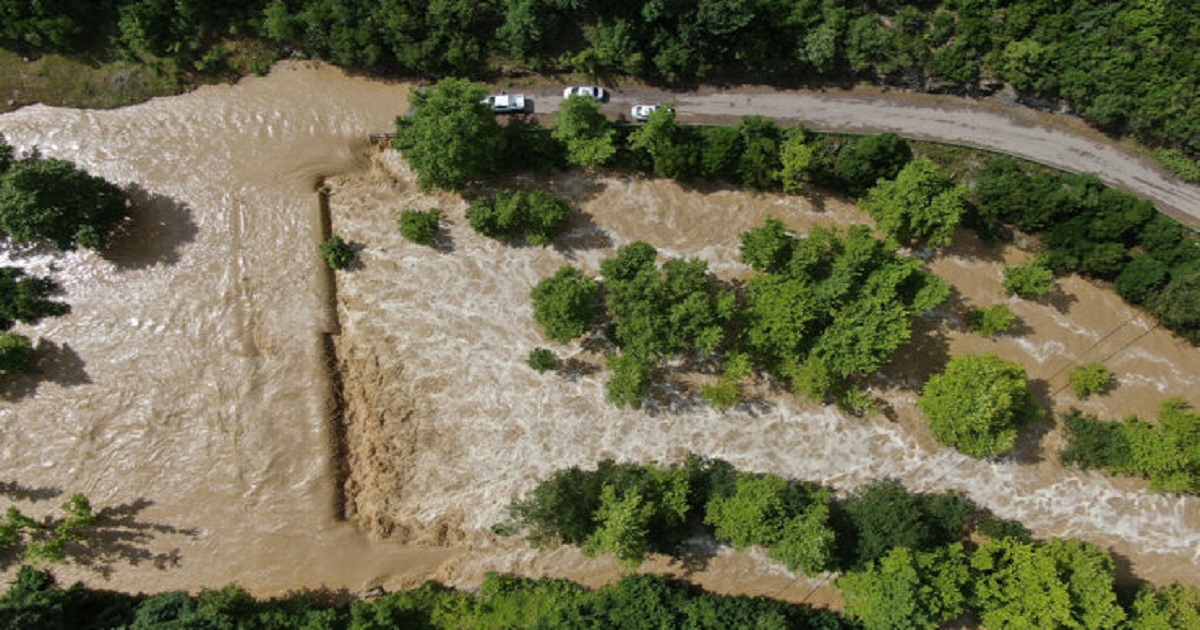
xmin=330 ymin=148 xmax=1199 ymax=588
xmin=0 ymin=62 xmax=1196 ymax=603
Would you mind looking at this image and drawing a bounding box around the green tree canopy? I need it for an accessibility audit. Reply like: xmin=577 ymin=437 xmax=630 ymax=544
xmin=393 ymin=78 xmax=504 ymax=191
xmin=918 ymin=353 xmax=1042 ymax=458
xmin=605 ymin=354 xmax=651 ymax=409
xmin=553 ymin=96 xmax=616 ymax=168
xmin=1003 ymin=258 xmax=1055 ymax=298
xmin=626 ymin=106 xmax=698 ymax=181
xmin=467 ymin=190 xmax=571 ymax=245
xmin=530 ymin=265 xmax=598 ymax=343
xmin=0 ymin=332 xmax=33 ymax=373
xmin=0 ymin=267 xmax=69 ymax=331
xmin=398 ymin=208 xmax=440 ymax=246
xmin=837 ymin=479 xmax=973 ymax=568
xmin=970 ymin=538 xmax=1125 ymax=630
xmin=1127 ymin=583 xmax=1200 ymax=630
xmin=836 ymin=133 xmax=913 ymax=196
xmin=736 ymin=116 xmax=780 ymax=190
xmin=778 ymin=127 xmax=816 ymax=194
xmin=318 ymin=235 xmax=354 ymax=270
xmin=860 ymin=157 xmax=965 ymax=247
xmin=838 ymin=543 xmax=970 ymax=630
xmin=0 ymin=158 xmax=128 ymax=251
xmin=739 ymin=217 xmax=795 ymax=274
xmin=703 ymin=473 xmax=835 ymax=575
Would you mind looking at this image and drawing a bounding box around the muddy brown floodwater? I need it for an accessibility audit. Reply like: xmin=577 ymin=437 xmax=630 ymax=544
xmin=0 ymin=61 xmax=1196 ymax=603
xmin=330 ymin=150 xmax=1199 ymax=590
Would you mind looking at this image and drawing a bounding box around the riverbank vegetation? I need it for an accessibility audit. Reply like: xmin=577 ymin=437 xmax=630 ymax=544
xmin=504 ymin=456 xmax=1198 ymax=629
xmin=973 ymin=158 xmax=1200 ymax=343
xmin=0 ymin=567 xmax=852 ymax=628
xmin=0 ymin=135 xmax=128 ymax=252
xmin=4 ymin=2 xmax=1198 ymax=174
xmin=393 ymin=79 xmax=1199 ymax=349
xmin=1 ymin=494 xmax=95 ymax=567
xmin=1061 ymin=400 xmax=1200 ymax=495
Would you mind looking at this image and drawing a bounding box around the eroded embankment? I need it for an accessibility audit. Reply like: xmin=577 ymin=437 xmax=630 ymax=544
xmin=328 ymin=146 xmax=1199 ymax=589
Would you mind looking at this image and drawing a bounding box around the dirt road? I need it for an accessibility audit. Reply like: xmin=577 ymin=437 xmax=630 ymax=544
xmin=517 ymin=85 xmax=1200 ymax=226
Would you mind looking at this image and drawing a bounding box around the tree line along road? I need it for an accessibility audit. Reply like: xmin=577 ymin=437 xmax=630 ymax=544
xmin=515 ymin=84 xmax=1200 ymax=228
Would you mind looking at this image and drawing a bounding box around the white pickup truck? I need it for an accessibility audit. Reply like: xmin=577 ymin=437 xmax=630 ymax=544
xmin=482 ymin=93 xmax=527 ymax=113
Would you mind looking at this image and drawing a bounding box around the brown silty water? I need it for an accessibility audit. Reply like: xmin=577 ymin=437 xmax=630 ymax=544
xmin=0 ymin=62 xmax=823 ymax=602
xmin=0 ymin=60 xmax=1196 ymax=600
xmin=0 ymin=62 xmax=458 ymax=594
xmin=329 ymin=149 xmax=1200 ymax=589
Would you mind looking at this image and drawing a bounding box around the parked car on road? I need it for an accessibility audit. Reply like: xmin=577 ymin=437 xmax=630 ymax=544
xmin=631 ymin=104 xmax=674 ymax=122
xmin=563 ymin=86 xmax=607 ymax=101
xmin=482 ymin=93 xmax=527 ymax=113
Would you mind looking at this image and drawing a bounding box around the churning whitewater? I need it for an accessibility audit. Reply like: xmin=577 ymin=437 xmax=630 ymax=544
xmin=0 ymin=62 xmax=1196 ymax=598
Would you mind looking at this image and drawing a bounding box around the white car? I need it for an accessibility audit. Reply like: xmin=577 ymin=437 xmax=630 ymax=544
xmin=481 ymin=93 xmax=527 ymax=113
xmin=563 ymin=85 xmax=607 ymax=101
xmin=631 ymin=104 xmax=674 ymax=122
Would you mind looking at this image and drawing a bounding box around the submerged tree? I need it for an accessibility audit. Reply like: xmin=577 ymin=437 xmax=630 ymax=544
xmin=0 ymin=332 xmax=33 ymax=374
xmin=0 ymin=157 xmax=128 ymax=251
xmin=918 ymin=353 xmax=1041 ymax=458
xmin=530 ymin=265 xmax=597 ymax=343
xmin=319 ymin=235 xmax=354 ymax=270
xmin=0 ymin=267 xmax=69 ymax=331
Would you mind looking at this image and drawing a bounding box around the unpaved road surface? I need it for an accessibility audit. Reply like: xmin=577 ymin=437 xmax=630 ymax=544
xmin=516 ymin=85 xmax=1200 ymax=226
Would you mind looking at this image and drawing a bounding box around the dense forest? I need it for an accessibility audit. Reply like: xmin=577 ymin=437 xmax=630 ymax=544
xmin=2 ymin=1 xmax=1198 ymax=166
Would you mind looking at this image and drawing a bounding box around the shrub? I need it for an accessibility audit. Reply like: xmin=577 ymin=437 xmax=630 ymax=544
xmin=1003 ymin=259 xmax=1054 ymax=297
xmin=467 ymin=190 xmax=571 ymax=245
xmin=526 ymin=347 xmax=557 ymax=373
xmin=530 ymin=266 xmax=597 ymax=343
xmin=1155 ymin=148 xmax=1200 ymax=185
xmin=969 ymin=304 xmax=1018 ymax=337
xmin=605 ymin=354 xmax=651 ymax=408
xmin=0 ymin=267 xmax=70 ymax=330
xmin=699 ymin=380 xmax=739 ymax=411
xmin=398 ymin=208 xmax=440 ymax=246
xmin=0 ymin=332 xmax=33 ymax=373
xmin=319 ymin=235 xmax=354 ymax=270
xmin=1069 ymin=362 xmax=1112 ymax=399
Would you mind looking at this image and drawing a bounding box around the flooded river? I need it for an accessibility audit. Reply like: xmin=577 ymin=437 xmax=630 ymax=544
xmin=0 ymin=62 xmax=1196 ymax=599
